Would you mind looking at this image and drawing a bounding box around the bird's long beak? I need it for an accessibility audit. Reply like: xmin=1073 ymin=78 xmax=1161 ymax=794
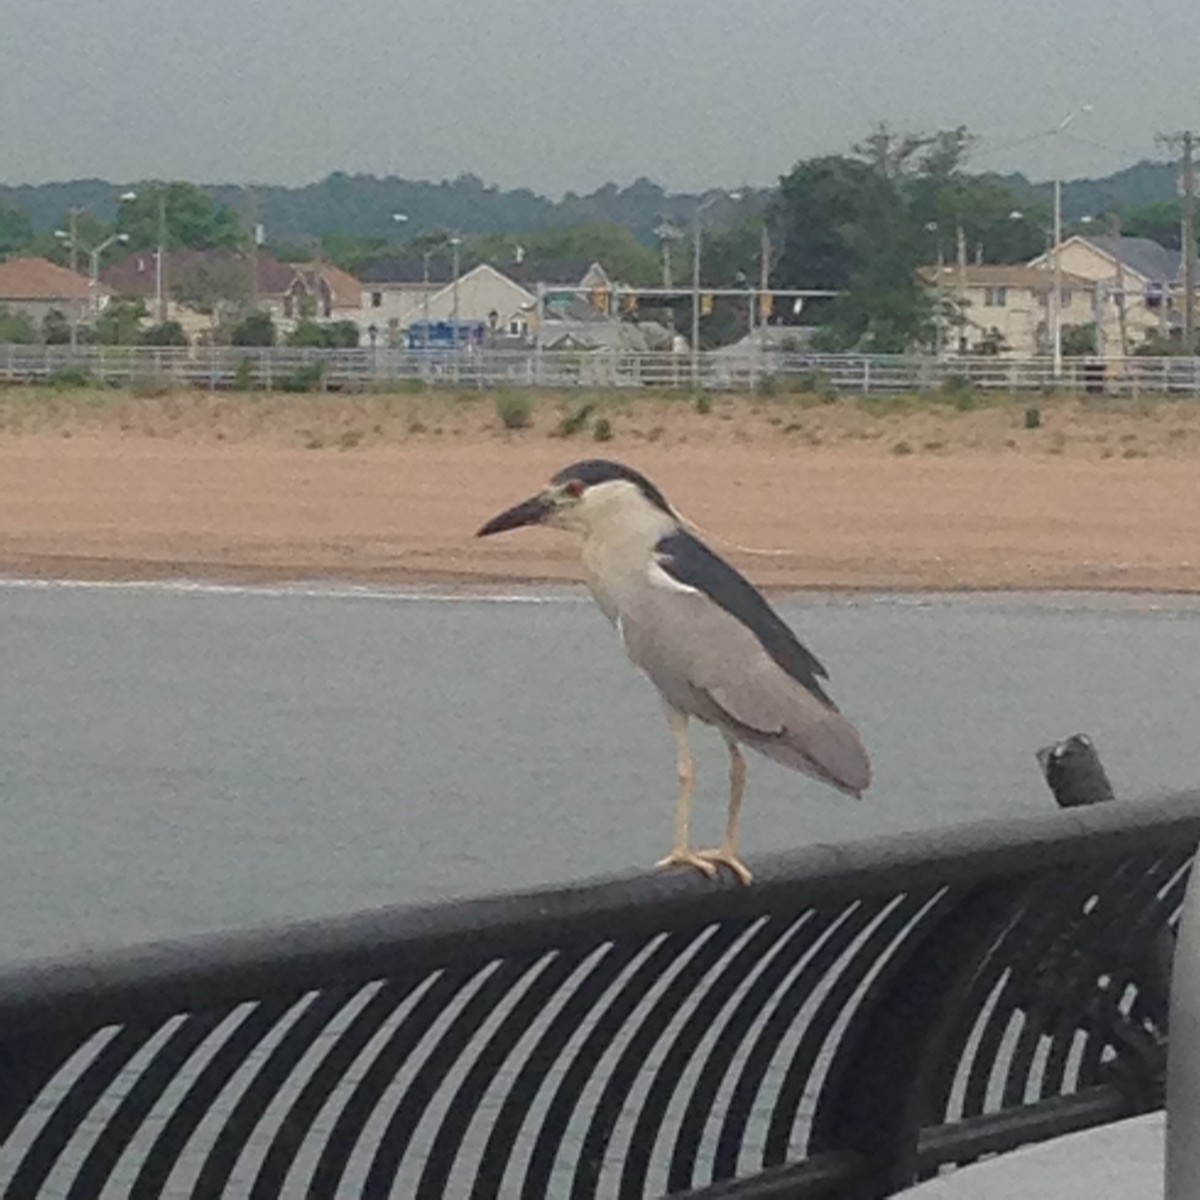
xmin=476 ymin=493 xmax=553 ymax=537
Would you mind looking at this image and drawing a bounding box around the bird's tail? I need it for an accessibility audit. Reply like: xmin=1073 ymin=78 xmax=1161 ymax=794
xmin=754 ymin=712 xmax=872 ymax=798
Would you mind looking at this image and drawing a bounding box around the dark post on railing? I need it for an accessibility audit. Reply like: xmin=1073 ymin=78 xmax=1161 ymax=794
xmin=0 ymin=786 xmax=1197 ymax=1198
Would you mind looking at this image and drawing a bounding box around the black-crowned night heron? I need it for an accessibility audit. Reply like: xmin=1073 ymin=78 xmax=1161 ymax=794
xmin=477 ymin=459 xmax=871 ymax=885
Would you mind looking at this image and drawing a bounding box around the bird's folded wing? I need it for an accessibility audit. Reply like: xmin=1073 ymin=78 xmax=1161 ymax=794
xmin=628 ymin=581 xmax=825 ymax=735
xmin=624 ymin=582 xmax=871 ymax=794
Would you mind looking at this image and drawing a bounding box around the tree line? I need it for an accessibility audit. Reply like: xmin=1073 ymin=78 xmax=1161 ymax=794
xmin=0 ymin=129 xmax=1189 ymax=352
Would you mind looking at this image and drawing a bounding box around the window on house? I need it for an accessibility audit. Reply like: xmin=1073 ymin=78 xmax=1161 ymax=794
xmin=983 ymin=287 xmax=1008 ymax=307
xmin=371 ymin=291 xmax=383 ymax=308
xmin=507 ymin=317 xmax=528 ymax=336
xmin=1061 ymin=289 xmax=1073 ymax=307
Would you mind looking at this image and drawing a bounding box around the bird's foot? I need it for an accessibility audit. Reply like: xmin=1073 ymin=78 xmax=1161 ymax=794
xmin=696 ymin=847 xmax=753 ymax=886
xmin=655 ymin=848 xmax=717 ymax=879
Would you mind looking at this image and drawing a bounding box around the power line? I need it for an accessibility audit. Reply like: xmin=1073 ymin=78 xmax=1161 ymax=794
xmin=1062 ymin=131 xmax=1165 ymax=163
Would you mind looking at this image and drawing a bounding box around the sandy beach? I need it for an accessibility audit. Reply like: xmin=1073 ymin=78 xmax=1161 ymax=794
xmin=1 ymin=387 xmax=1198 ymax=592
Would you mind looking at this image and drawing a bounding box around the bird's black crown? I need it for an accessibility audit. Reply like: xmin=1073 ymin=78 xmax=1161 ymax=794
xmin=551 ymin=460 xmax=673 ymax=515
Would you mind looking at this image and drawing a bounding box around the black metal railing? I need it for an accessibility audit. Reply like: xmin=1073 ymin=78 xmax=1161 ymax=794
xmin=2 ymin=792 xmax=1198 ymax=1199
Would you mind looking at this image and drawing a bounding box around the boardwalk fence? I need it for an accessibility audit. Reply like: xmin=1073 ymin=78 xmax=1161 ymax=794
xmin=4 ymin=343 xmax=1200 ymax=396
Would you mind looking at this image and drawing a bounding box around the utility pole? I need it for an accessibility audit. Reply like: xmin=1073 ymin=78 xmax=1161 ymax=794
xmin=1157 ymin=130 xmax=1197 ymax=352
xmin=757 ymin=223 xmax=771 ymax=336
xmin=1052 ymin=105 xmax=1093 ymax=377
xmin=155 ymin=187 xmax=169 ymax=324
xmin=1187 ymin=133 xmax=1197 ymax=355
xmin=67 ymin=207 xmax=80 ymax=349
xmin=1110 ymin=212 xmax=1129 ymax=357
xmin=955 ymin=221 xmax=967 ymax=354
xmin=247 ymin=185 xmax=260 ymax=310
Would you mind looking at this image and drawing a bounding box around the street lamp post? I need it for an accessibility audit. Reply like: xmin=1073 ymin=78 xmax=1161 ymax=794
xmin=422 ymin=250 xmax=434 ymax=337
xmin=1051 ymin=104 xmax=1093 ymax=379
xmin=925 ymin=221 xmax=945 ymax=359
xmin=155 ymin=188 xmax=170 ymax=324
xmin=55 ymin=192 xmax=137 ymax=347
xmin=62 ymin=208 xmax=83 ymax=349
xmin=450 ymin=235 xmax=462 ymax=332
xmin=88 ymin=233 xmax=130 ymax=316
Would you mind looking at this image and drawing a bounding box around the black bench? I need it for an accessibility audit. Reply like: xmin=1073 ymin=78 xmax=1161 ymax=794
xmin=1 ymin=791 xmax=1197 ymax=1199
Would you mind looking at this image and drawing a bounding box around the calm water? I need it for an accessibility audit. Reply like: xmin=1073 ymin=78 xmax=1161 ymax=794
xmin=2 ymin=580 xmax=1199 ymax=964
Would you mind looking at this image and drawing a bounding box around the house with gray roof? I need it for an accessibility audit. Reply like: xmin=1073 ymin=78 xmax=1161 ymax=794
xmin=1027 ymin=234 xmax=1198 ymax=354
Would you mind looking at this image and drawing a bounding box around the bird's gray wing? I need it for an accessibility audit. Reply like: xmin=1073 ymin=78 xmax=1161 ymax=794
xmin=653 ymin=529 xmax=836 ymax=709
xmin=620 ymin=563 xmax=871 ymax=795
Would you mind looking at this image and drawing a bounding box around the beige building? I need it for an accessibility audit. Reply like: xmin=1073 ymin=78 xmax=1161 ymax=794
xmin=0 ymin=256 xmax=102 ymax=326
xmin=358 ymin=257 xmax=617 ymax=345
xmin=1027 ymin=235 xmax=1182 ymax=356
xmin=924 ymin=263 xmax=1096 ymax=357
xmin=361 ymin=262 xmax=537 ymax=343
xmin=410 ymin=263 xmax=537 ymax=336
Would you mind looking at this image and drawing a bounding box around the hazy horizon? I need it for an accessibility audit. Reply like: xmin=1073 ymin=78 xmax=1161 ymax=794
xmin=1 ymin=0 xmax=1187 ymax=196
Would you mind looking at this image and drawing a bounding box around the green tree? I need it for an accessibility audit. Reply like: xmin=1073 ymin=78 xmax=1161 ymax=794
xmin=94 ymin=297 xmax=148 ymax=344
xmin=474 ymin=223 xmax=660 ymax=284
xmin=140 ymin=320 xmax=187 ymax=346
xmin=1115 ymin=201 xmax=1182 ymax=250
xmin=172 ymin=258 xmax=252 ymax=316
xmin=772 ymin=156 xmax=895 ymax=290
xmin=287 ymin=319 xmax=329 ymax=347
xmin=775 ymin=126 xmax=1039 ymax=351
xmin=21 ymin=210 xmax=115 ymax=268
xmin=0 ymin=306 xmax=36 ymax=342
xmin=814 ymin=211 xmax=933 ymax=352
xmin=118 ymin=183 xmax=246 ymax=251
xmin=287 ymin=319 xmax=362 ymax=348
xmin=231 ymin=311 xmax=276 ymax=346
xmin=42 ymin=309 xmax=72 ymax=344
xmin=325 ymin=319 xmax=361 ymax=348
xmin=1061 ymin=323 xmax=1099 ymax=356
xmin=0 ymin=201 xmax=32 ymax=255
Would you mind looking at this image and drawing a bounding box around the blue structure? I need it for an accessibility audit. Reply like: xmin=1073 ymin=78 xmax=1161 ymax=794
xmin=406 ymin=319 xmax=487 ymax=350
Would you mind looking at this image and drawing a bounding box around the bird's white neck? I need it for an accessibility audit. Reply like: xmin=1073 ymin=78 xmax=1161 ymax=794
xmin=575 ymin=490 xmax=678 ymax=623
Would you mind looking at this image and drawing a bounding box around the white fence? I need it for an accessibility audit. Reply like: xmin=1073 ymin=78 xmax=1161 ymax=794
xmin=2 ymin=343 xmax=1200 ymax=395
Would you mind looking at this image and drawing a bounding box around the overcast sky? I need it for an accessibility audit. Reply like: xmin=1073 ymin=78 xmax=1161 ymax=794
xmin=1 ymin=0 xmax=1191 ymax=195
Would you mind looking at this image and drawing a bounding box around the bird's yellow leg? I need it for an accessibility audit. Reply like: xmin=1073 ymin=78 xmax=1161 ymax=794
xmin=655 ymin=710 xmax=716 ymax=879
xmin=699 ymin=740 xmax=753 ymax=885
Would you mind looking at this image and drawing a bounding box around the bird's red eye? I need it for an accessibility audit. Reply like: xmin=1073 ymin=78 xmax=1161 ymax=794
xmin=564 ymin=479 xmax=585 ymax=498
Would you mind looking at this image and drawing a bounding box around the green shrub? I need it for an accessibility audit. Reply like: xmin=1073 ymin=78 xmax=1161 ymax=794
xmin=234 ymin=357 xmax=255 ymax=391
xmin=389 ymin=377 xmax=427 ymax=394
xmin=556 ymin=400 xmax=595 ymax=436
xmin=693 ymin=392 xmax=712 ymax=414
xmin=1024 ymin=406 xmax=1042 ymax=429
xmin=46 ymin=366 xmax=92 ymax=389
xmin=495 ymin=391 xmax=534 ymax=429
xmin=593 ymin=416 xmax=614 ymax=442
xmin=139 ymin=321 xmax=187 ymax=347
xmin=279 ymin=362 xmax=325 ymax=393
xmin=940 ymin=373 xmax=977 ymax=411
xmin=129 ymin=373 xmax=174 ymax=398
xmin=231 ymin=312 xmax=276 ymax=347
